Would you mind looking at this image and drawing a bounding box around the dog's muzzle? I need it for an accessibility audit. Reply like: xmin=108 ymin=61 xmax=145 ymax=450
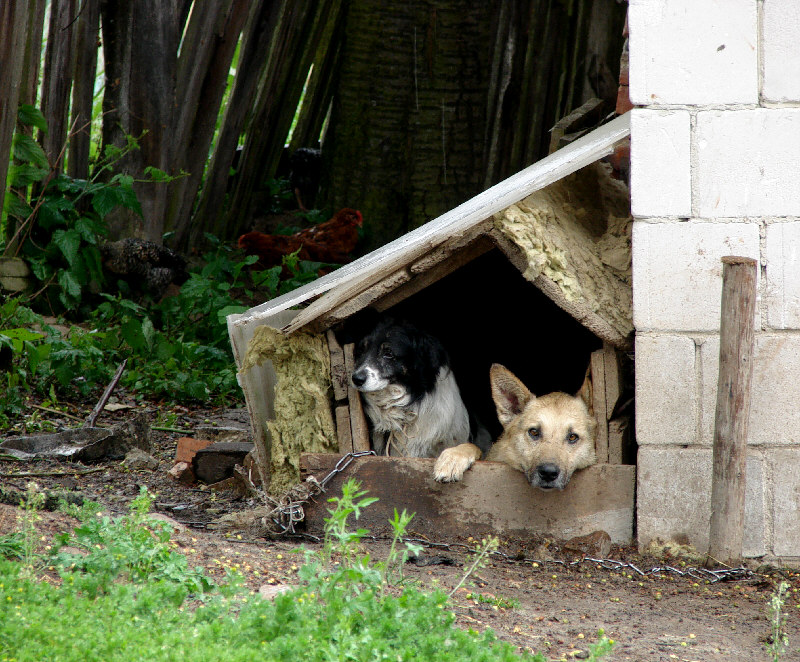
xmin=527 ymin=463 xmax=565 ymax=491
xmin=351 ymin=369 xmax=367 ymax=388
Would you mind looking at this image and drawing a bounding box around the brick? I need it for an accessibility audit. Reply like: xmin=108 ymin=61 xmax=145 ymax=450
xmin=762 ymin=0 xmax=800 ymax=102
xmin=615 ymin=85 xmax=633 ymax=116
xmin=637 ymin=447 xmax=766 ymax=557
xmin=630 ymin=110 xmax=691 ymax=217
xmin=635 ymin=334 xmax=697 ymax=446
xmin=765 ymin=222 xmax=800 ymax=329
xmin=192 ymin=441 xmax=254 ymax=484
xmin=771 ymin=448 xmax=800 ymax=557
xmin=628 ymin=0 xmax=758 ymax=105
xmin=696 ymin=109 xmax=800 ymax=217
xmin=175 ymin=437 xmax=213 ymax=464
xmin=168 ymin=461 xmax=195 ymax=484
xmin=632 ymin=221 xmax=759 ymax=331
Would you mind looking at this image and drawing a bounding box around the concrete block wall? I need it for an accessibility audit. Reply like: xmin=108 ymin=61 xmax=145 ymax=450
xmin=629 ymin=0 xmax=800 ymax=562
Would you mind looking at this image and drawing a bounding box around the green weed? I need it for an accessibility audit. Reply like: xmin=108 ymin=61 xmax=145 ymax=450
xmin=0 ymin=481 xmax=559 ymax=662
xmin=51 ymin=487 xmax=215 ymax=597
xmin=766 ymin=581 xmax=790 ymax=661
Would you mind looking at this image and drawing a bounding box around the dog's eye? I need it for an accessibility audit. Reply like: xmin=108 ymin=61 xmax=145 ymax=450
xmin=567 ymin=432 xmax=579 ymax=444
xmin=527 ymin=427 xmax=540 ymax=440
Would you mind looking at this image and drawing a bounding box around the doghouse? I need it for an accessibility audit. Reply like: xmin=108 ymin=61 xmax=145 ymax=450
xmin=228 ymin=114 xmax=636 ymax=543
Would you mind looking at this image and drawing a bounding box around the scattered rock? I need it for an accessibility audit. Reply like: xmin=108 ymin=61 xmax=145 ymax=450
xmin=258 ymin=584 xmax=295 ymax=600
xmin=147 ymin=513 xmax=187 ymax=533
xmin=563 ymin=530 xmax=612 ymax=558
xmin=168 ymin=461 xmax=195 ymax=484
xmin=0 ymin=413 xmax=151 ymax=462
xmin=194 ymin=425 xmax=251 ymax=445
xmin=122 ymin=448 xmax=159 ymax=471
xmin=192 ymin=442 xmax=254 ymax=484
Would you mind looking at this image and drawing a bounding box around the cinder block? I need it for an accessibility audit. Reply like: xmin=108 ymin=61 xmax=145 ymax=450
xmin=771 ymin=448 xmax=800 ymax=557
xmin=698 ymin=335 xmax=720 ymax=445
xmin=630 ymin=110 xmax=691 ymax=218
xmin=696 ymin=109 xmax=800 ymax=217
xmin=635 ymin=334 xmax=697 ymax=445
xmin=748 ymin=335 xmax=800 ymax=446
xmin=628 ymin=0 xmax=758 ymax=105
xmin=765 ymin=222 xmax=800 ymax=329
xmin=637 ymin=447 xmax=766 ymax=557
xmin=762 ymin=0 xmax=800 ymax=102
xmin=632 ymin=221 xmax=759 ymax=332
xmin=699 ymin=334 xmax=800 ymax=448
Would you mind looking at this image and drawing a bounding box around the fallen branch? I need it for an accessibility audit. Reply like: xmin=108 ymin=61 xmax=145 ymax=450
xmin=85 ymin=359 xmax=127 ymax=428
xmin=0 ymin=467 xmax=105 ymax=478
xmin=30 ymin=404 xmax=85 ymax=423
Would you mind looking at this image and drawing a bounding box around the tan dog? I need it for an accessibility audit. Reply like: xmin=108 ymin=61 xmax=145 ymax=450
xmin=433 ymin=364 xmax=596 ymax=489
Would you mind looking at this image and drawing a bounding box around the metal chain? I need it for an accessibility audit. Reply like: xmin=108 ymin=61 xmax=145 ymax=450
xmin=263 ymin=451 xmax=376 ymax=535
xmin=289 ymin=531 xmax=753 ymax=584
xmin=257 ymin=450 xmax=753 ymax=583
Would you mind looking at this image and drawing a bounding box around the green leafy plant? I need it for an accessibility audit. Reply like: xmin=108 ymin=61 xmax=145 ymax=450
xmin=52 ymin=487 xmax=215 ymax=597
xmin=766 ymin=581 xmax=790 ymax=661
xmin=467 ymin=592 xmax=521 ymax=610
xmin=449 ymin=535 xmax=500 ymax=597
xmin=3 ymin=107 xmax=181 ymax=314
xmin=0 ymin=481 xmax=616 ymax=662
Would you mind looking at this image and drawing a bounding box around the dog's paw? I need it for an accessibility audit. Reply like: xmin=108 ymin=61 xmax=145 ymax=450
xmin=433 ymin=445 xmax=478 ymax=483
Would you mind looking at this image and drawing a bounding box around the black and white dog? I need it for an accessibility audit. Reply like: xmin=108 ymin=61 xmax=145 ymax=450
xmin=350 ymin=317 xmax=491 ymax=480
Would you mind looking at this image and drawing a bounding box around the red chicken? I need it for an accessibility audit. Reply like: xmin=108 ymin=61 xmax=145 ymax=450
xmin=238 ymin=208 xmax=364 ymax=269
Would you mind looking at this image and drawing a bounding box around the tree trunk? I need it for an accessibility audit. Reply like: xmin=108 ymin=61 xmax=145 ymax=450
xmin=18 ymin=0 xmax=47 ymax=112
xmin=224 ymin=0 xmax=337 ymax=239
xmin=68 ymin=0 xmax=101 ymax=180
xmin=191 ymin=0 xmax=285 ymax=244
xmin=100 ymin=0 xmax=178 ymax=241
xmin=321 ymin=0 xmax=499 ymax=251
xmin=164 ymin=0 xmax=250 ymax=248
xmin=0 ymin=2 xmax=31 ymax=248
xmin=40 ymin=0 xmax=78 ymax=171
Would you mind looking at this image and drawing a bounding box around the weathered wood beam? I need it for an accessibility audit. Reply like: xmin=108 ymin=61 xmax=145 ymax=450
xmin=236 ymin=113 xmax=629 ymax=336
xmin=301 ymin=453 xmax=635 ymax=543
xmin=708 ymin=256 xmax=757 ymax=566
xmin=343 ymin=344 xmax=370 ymax=452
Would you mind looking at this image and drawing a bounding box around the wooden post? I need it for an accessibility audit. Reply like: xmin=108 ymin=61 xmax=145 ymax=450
xmin=343 ymin=343 xmax=371 ymax=451
xmin=708 ymin=256 xmax=757 ymax=565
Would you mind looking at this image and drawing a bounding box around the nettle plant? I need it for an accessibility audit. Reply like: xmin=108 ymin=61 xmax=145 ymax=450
xmin=3 ymin=105 xmax=170 ymax=312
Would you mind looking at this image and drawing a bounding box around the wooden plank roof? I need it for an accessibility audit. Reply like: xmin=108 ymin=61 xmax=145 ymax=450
xmin=227 ymin=113 xmax=630 ymax=341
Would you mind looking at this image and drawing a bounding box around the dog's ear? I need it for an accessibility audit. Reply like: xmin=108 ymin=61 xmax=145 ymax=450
xmin=414 ymin=329 xmax=448 ymax=382
xmin=490 ymin=364 xmax=533 ymax=426
xmin=575 ymin=363 xmax=594 ymax=415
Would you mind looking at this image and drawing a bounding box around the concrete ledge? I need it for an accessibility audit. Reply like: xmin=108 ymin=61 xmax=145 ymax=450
xmin=301 ymin=454 xmax=635 ymax=544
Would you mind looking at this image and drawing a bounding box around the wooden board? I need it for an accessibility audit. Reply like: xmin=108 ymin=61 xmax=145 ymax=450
xmin=590 ymin=349 xmax=609 ymax=464
xmin=301 ymin=454 xmax=635 ymax=544
xmin=334 ymin=405 xmax=353 ymax=454
xmin=343 ymin=343 xmax=370 ymax=451
xmin=326 ymin=330 xmax=348 ymax=402
xmin=225 ymin=113 xmax=630 ymax=336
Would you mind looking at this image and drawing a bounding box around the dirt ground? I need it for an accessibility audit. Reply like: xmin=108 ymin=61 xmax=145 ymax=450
xmin=1 ymin=397 xmax=798 ymax=662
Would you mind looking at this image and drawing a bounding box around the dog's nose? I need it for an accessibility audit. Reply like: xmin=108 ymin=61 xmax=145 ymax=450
xmin=536 ymin=463 xmax=560 ymax=483
xmin=351 ymin=371 xmax=366 ymax=387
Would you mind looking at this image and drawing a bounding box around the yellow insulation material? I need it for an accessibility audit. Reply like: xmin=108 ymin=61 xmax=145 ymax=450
xmin=241 ymin=325 xmax=337 ymax=495
xmin=493 ymin=163 xmax=633 ymax=341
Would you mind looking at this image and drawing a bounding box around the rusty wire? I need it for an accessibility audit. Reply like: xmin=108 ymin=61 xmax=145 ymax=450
xmin=262 ymin=450 xmax=376 ymax=534
xmin=255 ymin=450 xmax=752 ymax=583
